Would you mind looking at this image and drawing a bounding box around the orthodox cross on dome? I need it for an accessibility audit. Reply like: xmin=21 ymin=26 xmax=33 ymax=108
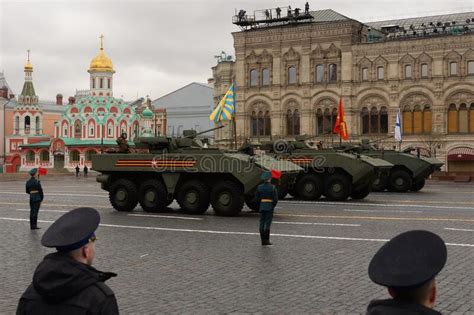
xmin=100 ymin=34 xmax=104 ymax=50
xmin=27 ymin=49 xmax=30 ymax=62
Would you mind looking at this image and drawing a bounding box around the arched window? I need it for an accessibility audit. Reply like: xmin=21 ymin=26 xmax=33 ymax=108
xmin=447 ymin=104 xmax=458 ymax=133
xmin=264 ymin=111 xmax=271 ymax=135
xmin=459 ymin=104 xmax=468 ymax=133
xmin=323 ymin=108 xmax=332 ymax=134
xmin=26 ymin=150 xmax=35 ymax=162
xmin=377 ymin=66 xmax=384 ymax=80
xmin=449 ymin=62 xmax=458 ymax=76
xmin=107 ymin=121 xmax=114 ymax=137
xmin=85 ymin=150 xmax=97 ymax=161
xmin=24 ymin=116 xmax=31 ymax=134
xmin=14 ymin=116 xmax=19 ymax=134
xmin=250 ymin=69 xmax=257 ymax=86
xmin=315 ymin=109 xmax=324 ymax=135
xmin=380 ymin=106 xmax=388 ymax=133
xmin=413 ymin=105 xmax=422 ymax=134
xmin=35 ymin=116 xmax=40 ymax=134
xmin=262 ymin=68 xmax=270 ymax=86
xmin=99 ymin=78 xmax=104 ymax=88
xmin=74 ymin=120 xmax=82 ymax=138
xmin=92 ymin=78 xmax=95 ymax=89
xmin=288 ymin=66 xmax=297 ymax=84
xmin=403 ymin=107 xmax=413 ymax=134
xmin=315 ymin=64 xmax=324 ymax=83
xmin=362 ymin=67 xmax=368 ymax=81
xmin=70 ymin=150 xmax=80 ymax=163
xmin=257 ymin=111 xmax=264 ymax=136
xmin=40 ymin=150 xmax=49 ymax=162
xmin=421 ymin=64 xmax=428 ymax=78
xmin=286 ymin=109 xmax=300 ymax=135
xmin=328 ymin=64 xmax=337 ymax=82
xmin=468 ymin=61 xmax=474 ymax=75
xmin=361 ymin=107 xmax=369 ymax=134
xmin=250 ymin=110 xmax=271 ymax=136
xmin=370 ymin=107 xmax=379 ymax=134
xmin=404 ymin=65 xmax=412 ymax=79
xmin=107 ymin=78 xmax=111 ymax=89
xmin=423 ymin=105 xmax=432 ymax=134
xmin=251 ymin=111 xmax=257 ymax=136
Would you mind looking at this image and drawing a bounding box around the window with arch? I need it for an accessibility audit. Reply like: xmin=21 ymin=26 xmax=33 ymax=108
xmin=423 ymin=105 xmax=432 ymax=133
xmin=262 ymin=68 xmax=270 ymax=86
xmin=403 ymin=106 xmax=413 ymax=134
xmin=377 ymin=66 xmax=385 ymax=80
xmin=362 ymin=67 xmax=368 ymax=81
xmin=328 ymin=64 xmax=337 ymax=82
xmin=449 ymin=62 xmax=458 ymax=76
xmin=63 ymin=124 xmax=68 ymax=137
xmin=316 ymin=108 xmax=337 ymax=135
xmin=459 ymin=104 xmax=468 ymax=133
xmin=40 ymin=150 xmax=49 ymax=162
xmin=361 ymin=107 xmax=388 ymax=134
xmin=70 ymin=150 xmax=80 ymax=163
xmin=92 ymin=78 xmax=95 ymax=89
xmin=402 ymin=105 xmax=432 ymax=135
xmin=288 ymin=66 xmax=297 ymax=84
xmin=468 ymin=61 xmax=474 ymax=75
xmin=448 ymin=104 xmax=458 ymax=133
xmin=24 ymin=116 xmax=31 ymax=134
xmin=421 ymin=63 xmax=428 ymax=78
xmin=107 ymin=78 xmax=111 ymax=89
xmin=89 ymin=123 xmax=95 ymax=137
xmin=107 ymin=122 xmax=114 ymax=137
xmin=74 ymin=120 xmax=82 ymax=138
xmin=26 ymin=150 xmax=35 ymax=163
xmin=315 ymin=109 xmax=324 ymax=135
xmin=85 ymin=150 xmax=97 ymax=161
xmin=249 ymin=69 xmax=258 ymax=87
xmin=315 ymin=64 xmax=324 ymax=83
xmin=404 ymin=65 xmax=412 ymax=79
xmin=286 ymin=109 xmax=300 ymax=136
xmin=250 ymin=110 xmax=271 ymax=137
xmin=448 ymin=103 xmax=472 ymax=134
xmin=99 ymin=78 xmax=104 ymax=88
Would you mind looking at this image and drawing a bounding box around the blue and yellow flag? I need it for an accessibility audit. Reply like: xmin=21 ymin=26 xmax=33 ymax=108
xmin=210 ymin=83 xmax=235 ymax=122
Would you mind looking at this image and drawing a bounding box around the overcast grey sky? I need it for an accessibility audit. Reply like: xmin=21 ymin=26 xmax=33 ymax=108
xmin=0 ymin=0 xmax=472 ymax=101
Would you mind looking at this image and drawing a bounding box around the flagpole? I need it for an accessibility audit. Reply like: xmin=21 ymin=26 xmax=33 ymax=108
xmin=232 ymin=115 xmax=237 ymax=149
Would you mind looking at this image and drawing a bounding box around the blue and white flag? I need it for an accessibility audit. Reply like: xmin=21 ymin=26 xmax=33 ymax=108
xmin=209 ymin=83 xmax=235 ymax=122
xmin=394 ymin=109 xmax=402 ymax=142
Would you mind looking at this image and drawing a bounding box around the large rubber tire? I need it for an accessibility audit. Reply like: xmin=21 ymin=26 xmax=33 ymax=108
xmin=211 ymin=181 xmax=244 ymax=216
xmin=389 ymin=170 xmax=413 ymax=192
xmin=277 ymin=184 xmax=289 ymax=200
xmin=410 ymin=178 xmax=426 ymax=192
xmin=177 ymin=180 xmax=210 ymax=215
xmin=325 ymin=173 xmax=351 ymax=201
xmin=351 ymin=184 xmax=371 ymax=200
xmin=371 ymin=174 xmax=388 ymax=192
xmin=109 ymin=179 xmax=138 ymax=212
xmin=138 ymin=179 xmax=168 ymax=213
xmin=295 ymin=174 xmax=323 ymax=200
xmin=245 ymin=195 xmax=260 ymax=212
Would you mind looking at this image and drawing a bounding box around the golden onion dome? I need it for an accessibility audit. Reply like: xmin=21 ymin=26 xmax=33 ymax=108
xmin=88 ymin=35 xmax=114 ymax=73
xmin=24 ymin=49 xmax=33 ymax=71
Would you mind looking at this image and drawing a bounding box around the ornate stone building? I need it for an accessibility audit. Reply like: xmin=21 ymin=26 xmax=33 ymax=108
xmin=212 ymin=9 xmax=474 ymax=172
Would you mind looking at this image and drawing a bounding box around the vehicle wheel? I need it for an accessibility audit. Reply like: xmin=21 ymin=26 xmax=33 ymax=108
xmin=325 ymin=173 xmax=351 ymax=201
xmin=389 ymin=170 xmax=412 ymax=192
xmin=371 ymin=174 xmax=388 ymax=192
xmin=277 ymin=184 xmax=288 ymax=200
xmin=296 ymin=174 xmax=323 ymax=200
xmin=165 ymin=197 xmax=174 ymax=207
xmin=410 ymin=178 xmax=426 ymax=192
xmin=245 ymin=195 xmax=259 ymax=212
xmin=351 ymin=184 xmax=371 ymax=200
xmin=211 ymin=181 xmax=244 ymax=216
xmin=109 ymin=179 xmax=138 ymax=212
xmin=138 ymin=179 xmax=168 ymax=213
xmin=177 ymin=180 xmax=210 ymax=215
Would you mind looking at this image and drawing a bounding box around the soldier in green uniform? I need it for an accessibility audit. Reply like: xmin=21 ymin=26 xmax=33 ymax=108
xmin=25 ymin=168 xmax=43 ymax=230
xmin=255 ymin=170 xmax=278 ymax=246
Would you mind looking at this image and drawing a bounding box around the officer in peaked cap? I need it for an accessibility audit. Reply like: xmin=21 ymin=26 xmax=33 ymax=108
xmin=255 ymin=170 xmax=279 ymax=246
xmin=17 ymin=208 xmax=119 ymax=314
xmin=366 ymin=230 xmax=447 ymax=315
xmin=26 ymin=168 xmax=43 ymax=230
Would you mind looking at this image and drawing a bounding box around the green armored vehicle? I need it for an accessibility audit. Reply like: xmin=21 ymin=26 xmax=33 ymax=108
xmin=92 ymin=128 xmax=301 ymax=216
xmin=240 ymin=136 xmax=393 ymax=201
xmin=340 ymin=140 xmax=443 ymax=192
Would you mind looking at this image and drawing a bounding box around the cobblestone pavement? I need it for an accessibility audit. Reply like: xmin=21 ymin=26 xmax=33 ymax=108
xmin=0 ymin=176 xmax=473 ymax=314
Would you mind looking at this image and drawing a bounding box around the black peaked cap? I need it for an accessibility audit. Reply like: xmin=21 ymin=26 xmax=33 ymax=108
xmin=368 ymin=230 xmax=447 ymax=288
xmin=41 ymin=208 xmax=100 ymax=248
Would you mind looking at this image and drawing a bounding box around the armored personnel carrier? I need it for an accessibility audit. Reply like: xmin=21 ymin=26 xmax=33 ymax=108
xmin=339 ymin=140 xmax=443 ymax=192
xmin=92 ymin=128 xmax=301 ymax=216
xmin=240 ymin=136 xmax=393 ymax=201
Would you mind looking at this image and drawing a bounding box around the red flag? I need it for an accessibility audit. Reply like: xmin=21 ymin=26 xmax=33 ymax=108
xmin=38 ymin=167 xmax=48 ymax=176
xmin=333 ymin=97 xmax=349 ymax=140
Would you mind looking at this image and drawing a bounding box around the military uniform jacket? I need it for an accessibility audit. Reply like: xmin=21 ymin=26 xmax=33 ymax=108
xmin=17 ymin=252 xmax=119 ymax=315
xmin=26 ymin=177 xmax=44 ymax=203
xmin=366 ymin=299 xmax=442 ymax=315
xmin=255 ymin=182 xmax=278 ymax=212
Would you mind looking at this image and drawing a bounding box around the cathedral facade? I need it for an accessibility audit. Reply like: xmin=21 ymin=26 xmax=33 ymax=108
xmin=212 ymin=9 xmax=474 ymax=172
